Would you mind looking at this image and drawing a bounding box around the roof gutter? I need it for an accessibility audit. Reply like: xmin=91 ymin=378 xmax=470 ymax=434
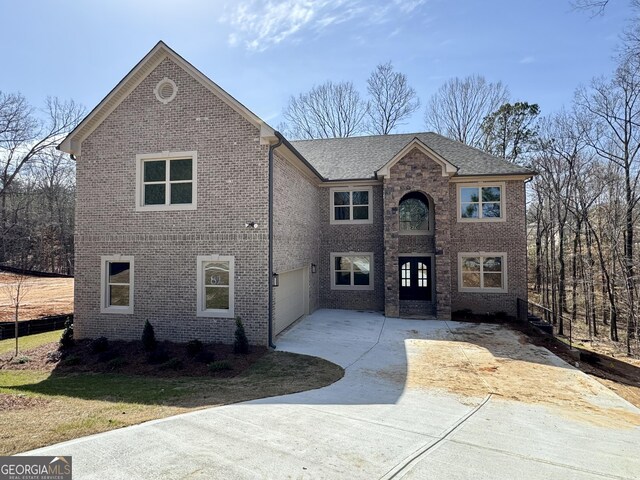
xmin=274 ymin=131 xmax=326 ymax=181
xmin=267 ymin=135 xmax=283 ymax=349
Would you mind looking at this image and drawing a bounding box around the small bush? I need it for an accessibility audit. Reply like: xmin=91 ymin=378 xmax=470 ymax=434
xmin=194 ymin=350 xmax=216 ymax=364
xmin=233 ymin=317 xmax=249 ymax=354
xmin=146 ymin=346 xmax=169 ymax=364
xmin=186 ymin=339 xmax=203 ymax=357
xmin=160 ymin=358 xmax=184 ymax=370
xmin=452 ymin=309 xmax=473 ymax=320
xmin=12 ymin=355 xmax=30 ymax=364
xmin=142 ymin=320 xmax=157 ymax=352
xmin=59 ymin=317 xmax=74 ymax=350
xmin=97 ymin=350 xmax=117 ymax=363
xmin=208 ymin=360 xmax=232 ymax=372
xmin=494 ymin=311 xmax=507 ymax=320
xmin=61 ymin=355 xmax=81 ymax=366
xmin=106 ymin=357 xmax=128 ymax=370
xmin=90 ymin=337 xmax=109 ymax=354
xmin=46 ymin=350 xmax=63 ymax=363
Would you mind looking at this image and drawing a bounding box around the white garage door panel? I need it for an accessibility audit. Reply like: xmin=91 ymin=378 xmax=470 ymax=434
xmin=274 ymin=269 xmax=305 ymax=335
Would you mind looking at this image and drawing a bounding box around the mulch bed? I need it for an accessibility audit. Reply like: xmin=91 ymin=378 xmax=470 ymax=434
xmin=0 ymin=339 xmax=268 ymax=378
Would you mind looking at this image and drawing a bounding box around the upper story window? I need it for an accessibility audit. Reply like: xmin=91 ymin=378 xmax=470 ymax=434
xmin=101 ymin=255 xmax=134 ymax=314
xmin=399 ymin=192 xmax=431 ymax=234
xmin=457 ymin=183 xmax=504 ymax=221
xmin=135 ymin=151 xmax=197 ymax=211
xmin=330 ymin=187 xmax=373 ymax=224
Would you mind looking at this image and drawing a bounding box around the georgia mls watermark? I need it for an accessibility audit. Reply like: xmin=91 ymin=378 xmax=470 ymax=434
xmin=0 ymin=456 xmax=72 ymax=480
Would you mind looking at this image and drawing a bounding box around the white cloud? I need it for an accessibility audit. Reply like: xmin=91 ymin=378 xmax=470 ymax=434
xmin=519 ymin=56 xmax=536 ymax=64
xmin=222 ymin=0 xmax=426 ymax=52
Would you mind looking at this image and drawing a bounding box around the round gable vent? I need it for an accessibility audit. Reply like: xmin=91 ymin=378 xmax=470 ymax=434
xmin=154 ymin=78 xmax=177 ymax=104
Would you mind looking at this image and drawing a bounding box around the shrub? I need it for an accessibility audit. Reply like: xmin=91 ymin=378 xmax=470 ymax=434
xmin=142 ymin=320 xmax=157 ymax=352
xmin=233 ymin=317 xmax=249 ymax=354
xmin=61 ymin=355 xmax=81 ymax=366
xmin=160 ymin=358 xmax=184 ymax=370
xmin=146 ymin=346 xmax=169 ymax=364
xmin=494 ymin=311 xmax=507 ymax=320
xmin=194 ymin=350 xmax=216 ymax=364
xmin=452 ymin=309 xmax=473 ymax=320
xmin=208 ymin=360 xmax=232 ymax=372
xmin=106 ymin=357 xmax=127 ymax=370
xmin=12 ymin=355 xmax=30 ymax=364
xmin=90 ymin=337 xmax=109 ymax=354
xmin=46 ymin=350 xmax=63 ymax=363
xmin=97 ymin=350 xmax=117 ymax=363
xmin=186 ymin=339 xmax=203 ymax=357
xmin=59 ymin=317 xmax=74 ymax=350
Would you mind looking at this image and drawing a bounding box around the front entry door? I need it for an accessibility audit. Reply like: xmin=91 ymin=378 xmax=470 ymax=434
xmin=399 ymin=257 xmax=432 ymax=301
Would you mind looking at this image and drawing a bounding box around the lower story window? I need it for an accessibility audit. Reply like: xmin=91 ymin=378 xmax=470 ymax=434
xmin=330 ymin=252 xmax=374 ymax=290
xmin=458 ymin=253 xmax=507 ymax=292
xmin=197 ymin=255 xmax=235 ymax=318
xmin=101 ymin=255 xmax=134 ymax=314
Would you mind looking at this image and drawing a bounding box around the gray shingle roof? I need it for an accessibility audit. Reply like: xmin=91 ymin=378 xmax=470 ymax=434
xmin=289 ymin=132 xmax=535 ymax=180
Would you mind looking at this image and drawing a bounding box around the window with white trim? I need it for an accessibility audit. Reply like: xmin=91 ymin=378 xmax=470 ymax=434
xmin=458 ymin=253 xmax=507 ymax=292
xmin=101 ymin=255 xmax=134 ymax=314
xmin=197 ymin=255 xmax=234 ymax=318
xmin=136 ymin=151 xmax=197 ymax=211
xmin=458 ymin=183 xmax=504 ymax=221
xmin=330 ymin=252 xmax=374 ymax=290
xmin=330 ymin=187 xmax=373 ymax=224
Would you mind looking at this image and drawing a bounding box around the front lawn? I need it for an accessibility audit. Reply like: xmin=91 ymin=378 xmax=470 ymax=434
xmin=0 ymin=329 xmax=63 ymax=355
xmin=0 ymin=334 xmax=343 ymax=454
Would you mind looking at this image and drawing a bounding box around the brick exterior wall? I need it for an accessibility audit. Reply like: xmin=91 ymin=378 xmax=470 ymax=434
xmin=318 ymin=186 xmax=385 ymax=311
xmin=75 ymin=58 xmax=271 ymax=345
xmin=383 ymin=150 xmax=452 ymax=319
xmin=273 ymin=152 xmax=321 ymax=314
xmin=449 ymin=181 xmax=527 ymax=317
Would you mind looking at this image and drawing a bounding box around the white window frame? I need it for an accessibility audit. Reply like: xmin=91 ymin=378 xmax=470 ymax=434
xmin=197 ymin=255 xmax=235 ymax=318
xmin=458 ymin=252 xmax=508 ymax=293
xmin=330 ymin=252 xmax=374 ymax=290
xmin=457 ymin=182 xmax=505 ymax=222
xmin=330 ymin=187 xmax=373 ymax=225
xmin=135 ymin=151 xmax=198 ymax=211
xmin=100 ymin=255 xmax=134 ymax=314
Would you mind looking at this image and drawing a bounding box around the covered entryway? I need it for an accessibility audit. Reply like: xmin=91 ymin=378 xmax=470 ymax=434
xmin=274 ymin=267 xmax=308 ymax=335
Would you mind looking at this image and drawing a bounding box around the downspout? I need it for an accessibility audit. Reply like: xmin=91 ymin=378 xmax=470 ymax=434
xmin=268 ymin=135 xmax=282 ymax=349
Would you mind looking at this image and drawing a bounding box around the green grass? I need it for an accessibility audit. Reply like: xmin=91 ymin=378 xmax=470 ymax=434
xmin=0 ymin=329 xmax=63 ymax=355
xmin=0 ymin=351 xmax=344 ymax=454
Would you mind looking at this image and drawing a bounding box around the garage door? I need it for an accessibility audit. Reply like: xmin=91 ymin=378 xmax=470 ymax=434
xmin=274 ymin=268 xmax=306 ymax=335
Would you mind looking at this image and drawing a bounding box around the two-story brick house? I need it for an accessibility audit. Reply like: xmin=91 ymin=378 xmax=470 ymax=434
xmin=59 ymin=42 xmax=534 ymax=346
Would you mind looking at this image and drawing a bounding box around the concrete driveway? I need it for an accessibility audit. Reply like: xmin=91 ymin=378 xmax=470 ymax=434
xmin=25 ymin=310 xmax=640 ymax=479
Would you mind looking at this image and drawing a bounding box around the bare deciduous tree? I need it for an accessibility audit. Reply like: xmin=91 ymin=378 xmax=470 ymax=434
xmin=424 ymin=75 xmax=509 ymax=148
xmin=281 ymin=81 xmax=369 ymax=139
xmin=2 ymin=273 xmax=31 ymax=356
xmin=366 ymin=62 xmax=420 ymax=135
xmin=0 ymin=93 xmax=83 ymax=263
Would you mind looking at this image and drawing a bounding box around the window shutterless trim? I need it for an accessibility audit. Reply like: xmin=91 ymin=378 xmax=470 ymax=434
xmin=330 ymin=252 xmax=374 ymax=290
xmin=135 ymin=151 xmax=197 ymax=211
xmin=456 ymin=182 xmax=505 ymax=222
xmin=329 ymin=187 xmax=373 ymax=224
xmin=100 ymin=255 xmax=134 ymax=314
xmin=457 ymin=252 xmax=508 ymax=293
xmin=196 ymin=255 xmax=235 ymax=318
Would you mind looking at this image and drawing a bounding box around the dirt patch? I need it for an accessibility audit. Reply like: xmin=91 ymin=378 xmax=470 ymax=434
xmin=0 ymin=339 xmax=268 ymax=378
xmin=0 ymin=274 xmax=74 ymax=321
xmin=0 ymin=393 xmax=49 ymax=411
xmin=397 ymin=323 xmax=640 ymax=429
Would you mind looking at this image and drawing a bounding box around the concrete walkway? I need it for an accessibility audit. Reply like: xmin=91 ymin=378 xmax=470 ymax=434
xmin=25 ymin=310 xmax=640 ymax=479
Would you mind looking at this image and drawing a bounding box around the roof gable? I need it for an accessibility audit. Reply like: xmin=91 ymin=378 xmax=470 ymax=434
xmin=376 ymin=138 xmax=458 ymax=178
xmin=59 ymin=41 xmax=276 ymax=156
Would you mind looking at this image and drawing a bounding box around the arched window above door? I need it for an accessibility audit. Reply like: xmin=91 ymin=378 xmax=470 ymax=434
xmin=399 ymin=192 xmax=431 ymax=234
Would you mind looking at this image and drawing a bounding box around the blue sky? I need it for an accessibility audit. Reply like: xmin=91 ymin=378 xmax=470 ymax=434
xmin=0 ymin=0 xmax=631 ymax=133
